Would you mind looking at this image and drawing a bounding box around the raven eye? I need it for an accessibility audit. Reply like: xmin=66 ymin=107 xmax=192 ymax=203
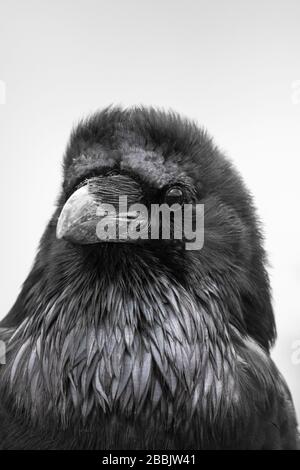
xmin=164 ymin=187 xmax=184 ymax=205
xmin=107 ymin=169 xmax=119 ymax=176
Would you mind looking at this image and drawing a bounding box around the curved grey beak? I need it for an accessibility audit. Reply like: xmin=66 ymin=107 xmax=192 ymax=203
xmin=56 ymin=176 xmax=148 ymax=244
xmin=56 ymin=184 xmax=100 ymax=244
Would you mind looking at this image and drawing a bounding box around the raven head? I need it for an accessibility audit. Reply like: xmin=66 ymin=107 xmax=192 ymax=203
xmin=56 ymin=107 xmax=275 ymax=350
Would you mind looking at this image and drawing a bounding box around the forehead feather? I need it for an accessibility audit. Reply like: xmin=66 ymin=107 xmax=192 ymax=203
xmin=120 ymin=147 xmax=186 ymax=188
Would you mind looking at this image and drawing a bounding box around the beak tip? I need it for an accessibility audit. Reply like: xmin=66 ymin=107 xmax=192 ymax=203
xmin=56 ymin=214 xmax=67 ymax=240
xmin=56 ymin=225 xmax=64 ymax=240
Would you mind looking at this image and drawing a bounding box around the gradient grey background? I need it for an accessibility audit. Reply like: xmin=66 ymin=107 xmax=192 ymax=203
xmin=0 ymin=0 xmax=299 ymax=421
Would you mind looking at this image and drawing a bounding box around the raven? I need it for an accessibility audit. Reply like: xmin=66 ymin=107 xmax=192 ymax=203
xmin=0 ymin=107 xmax=298 ymax=449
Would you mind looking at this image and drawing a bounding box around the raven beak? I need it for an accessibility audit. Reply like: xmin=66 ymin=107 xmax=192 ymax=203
xmin=56 ymin=176 xmax=147 ymax=244
xmin=56 ymin=184 xmax=100 ymax=244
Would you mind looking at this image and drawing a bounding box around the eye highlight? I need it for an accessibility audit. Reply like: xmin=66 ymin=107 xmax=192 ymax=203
xmin=164 ymin=187 xmax=185 ymax=205
xmin=106 ymin=169 xmax=119 ymax=176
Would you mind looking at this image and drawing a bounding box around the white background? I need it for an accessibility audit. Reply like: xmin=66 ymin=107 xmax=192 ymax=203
xmin=0 ymin=0 xmax=299 ymax=420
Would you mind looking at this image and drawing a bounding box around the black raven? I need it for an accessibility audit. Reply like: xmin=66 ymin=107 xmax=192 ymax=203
xmin=0 ymin=107 xmax=298 ymax=449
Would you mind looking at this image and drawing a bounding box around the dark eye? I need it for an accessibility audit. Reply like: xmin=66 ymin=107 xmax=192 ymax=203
xmin=107 ymin=169 xmax=119 ymax=176
xmin=164 ymin=187 xmax=185 ymax=205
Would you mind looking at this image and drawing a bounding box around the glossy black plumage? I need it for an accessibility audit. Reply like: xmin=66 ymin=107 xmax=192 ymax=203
xmin=0 ymin=107 xmax=299 ymax=449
